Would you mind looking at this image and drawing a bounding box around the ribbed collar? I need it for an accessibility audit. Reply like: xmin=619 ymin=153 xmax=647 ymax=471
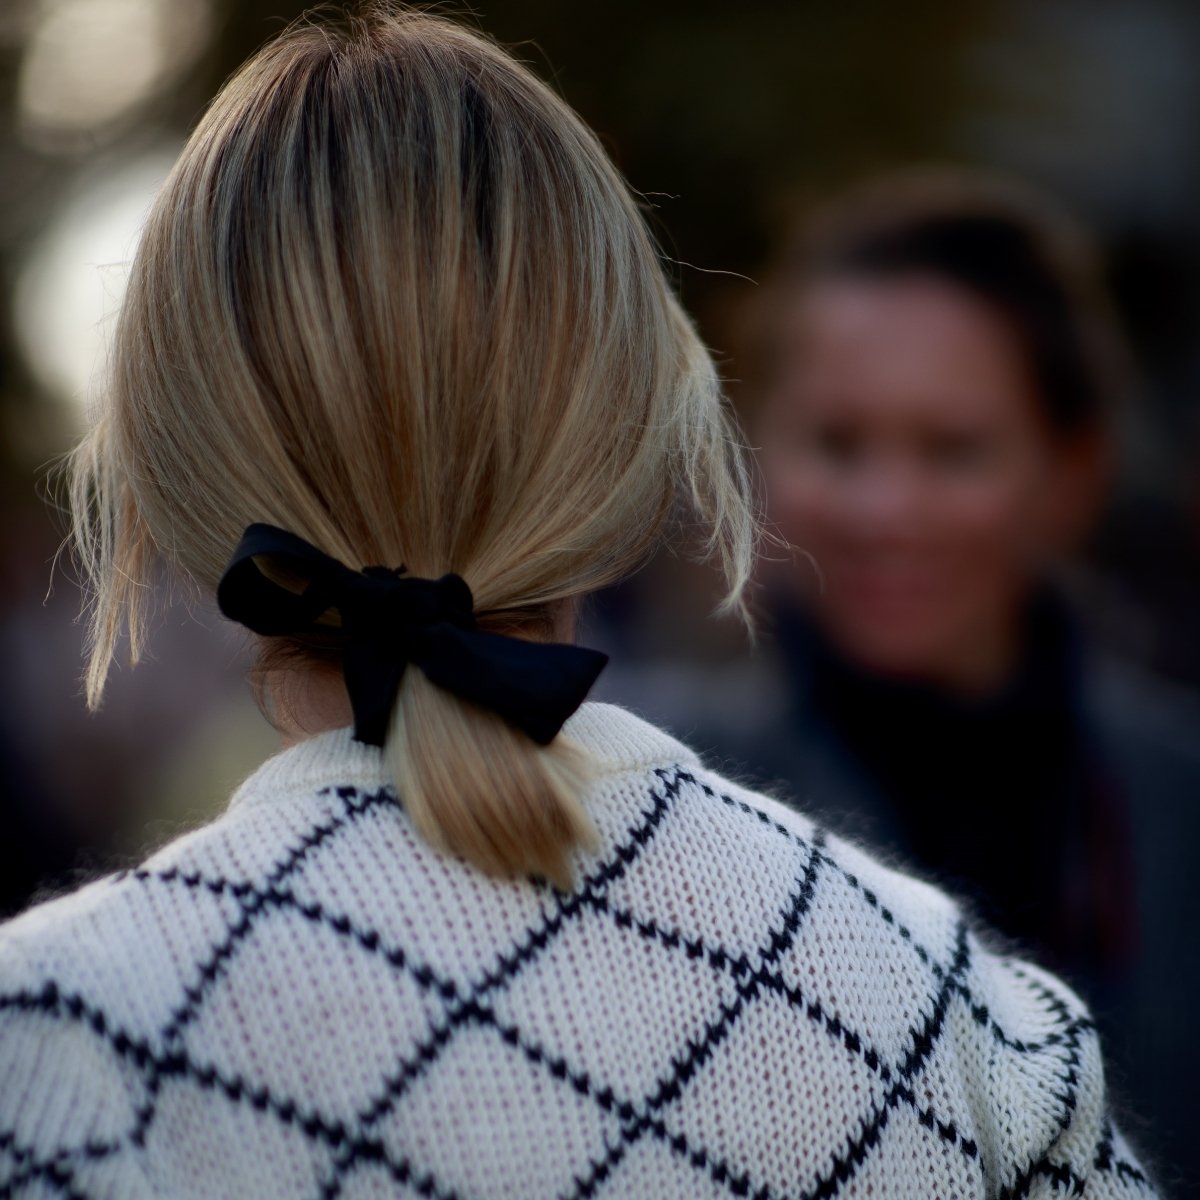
xmin=226 ymin=701 xmax=700 ymax=812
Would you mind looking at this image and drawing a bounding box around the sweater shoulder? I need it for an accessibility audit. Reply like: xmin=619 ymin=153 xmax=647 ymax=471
xmin=653 ymin=761 xmax=1156 ymax=1196
xmin=0 ymin=766 xmax=383 ymax=1093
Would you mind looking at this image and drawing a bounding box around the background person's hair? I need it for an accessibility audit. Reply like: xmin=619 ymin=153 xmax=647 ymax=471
xmin=67 ymin=5 xmax=756 ymax=888
xmin=757 ymin=169 xmax=1127 ymax=437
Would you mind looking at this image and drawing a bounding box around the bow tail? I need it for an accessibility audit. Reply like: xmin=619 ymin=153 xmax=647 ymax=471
xmin=414 ymin=626 xmax=608 ymax=745
xmin=344 ymin=643 xmax=408 ymax=748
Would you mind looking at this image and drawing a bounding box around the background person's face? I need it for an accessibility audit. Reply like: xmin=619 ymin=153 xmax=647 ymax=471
xmin=759 ymin=274 xmax=1093 ymax=690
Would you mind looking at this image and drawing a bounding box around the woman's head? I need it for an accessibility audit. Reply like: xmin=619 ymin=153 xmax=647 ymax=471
xmin=756 ymin=172 xmax=1122 ymax=690
xmin=70 ymin=6 xmax=754 ymax=884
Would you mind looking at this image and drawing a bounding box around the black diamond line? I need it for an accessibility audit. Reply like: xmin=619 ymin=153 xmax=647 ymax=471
xmin=336 ymin=768 xmax=690 ymax=1132
xmin=590 ymin=884 xmax=986 ymax=1155
xmin=601 ymin=921 xmax=976 ymax=1200
xmin=559 ymin=830 xmax=828 ymax=1200
xmin=991 ymin=963 xmax=1095 ymax=1200
xmin=324 ymin=823 xmax=831 ymax=1200
xmin=0 ymin=1153 xmax=87 ymax=1200
xmin=672 ymin=775 xmax=1081 ymax=1068
xmin=144 ymin=785 xmax=399 ymax=1044
xmin=600 ymin=857 xmax=981 ymax=1200
xmin=0 ymin=1127 xmax=95 ymax=1200
xmin=1093 ymin=1120 xmax=1151 ymax=1189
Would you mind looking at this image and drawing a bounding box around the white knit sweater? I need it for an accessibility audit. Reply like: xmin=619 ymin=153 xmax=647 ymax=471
xmin=0 ymin=702 xmax=1157 ymax=1199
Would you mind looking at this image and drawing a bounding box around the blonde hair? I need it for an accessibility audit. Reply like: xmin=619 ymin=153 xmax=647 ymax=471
xmin=69 ymin=5 xmax=755 ymax=887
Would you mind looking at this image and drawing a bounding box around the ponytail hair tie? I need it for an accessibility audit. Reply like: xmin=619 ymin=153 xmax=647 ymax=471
xmin=217 ymin=523 xmax=608 ymax=748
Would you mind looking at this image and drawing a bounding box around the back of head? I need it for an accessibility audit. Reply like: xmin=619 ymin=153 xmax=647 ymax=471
xmin=70 ymin=4 xmax=754 ymax=887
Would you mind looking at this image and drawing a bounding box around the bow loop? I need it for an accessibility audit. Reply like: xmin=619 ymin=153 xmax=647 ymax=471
xmin=217 ymin=523 xmax=607 ymax=748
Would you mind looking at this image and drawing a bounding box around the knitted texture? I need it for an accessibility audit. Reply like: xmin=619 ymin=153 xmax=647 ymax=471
xmin=0 ymin=703 xmax=1157 ymax=1199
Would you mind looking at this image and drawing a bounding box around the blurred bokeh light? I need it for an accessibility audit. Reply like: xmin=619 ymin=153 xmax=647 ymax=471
xmin=14 ymin=148 xmax=178 ymax=407
xmin=17 ymin=0 xmax=213 ymax=153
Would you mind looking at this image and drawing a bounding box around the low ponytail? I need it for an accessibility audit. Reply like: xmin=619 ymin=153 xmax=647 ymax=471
xmin=388 ymin=672 xmax=597 ymax=889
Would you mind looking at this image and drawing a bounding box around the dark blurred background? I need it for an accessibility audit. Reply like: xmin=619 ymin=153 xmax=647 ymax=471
xmin=1 ymin=0 xmax=1198 ymax=1191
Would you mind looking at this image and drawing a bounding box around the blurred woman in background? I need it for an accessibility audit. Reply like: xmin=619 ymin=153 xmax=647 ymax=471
xmin=756 ymin=172 xmax=1123 ymax=972
xmin=734 ymin=172 xmax=1200 ymax=1192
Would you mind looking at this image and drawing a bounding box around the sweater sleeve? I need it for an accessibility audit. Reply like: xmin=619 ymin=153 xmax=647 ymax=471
xmin=0 ymin=912 xmax=157 ymax=1198
xmin=1060 ymin=1129 xmax=1158 ymax=1200
xmin=1020 ymin=1077 xmax=1158 ymax=1199
xmin=951 ymin=947 xmax=1159 ymax=1199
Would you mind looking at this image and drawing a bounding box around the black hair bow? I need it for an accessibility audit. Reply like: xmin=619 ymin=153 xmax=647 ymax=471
xmin=217 ymin=524 xmax=608 ymax=748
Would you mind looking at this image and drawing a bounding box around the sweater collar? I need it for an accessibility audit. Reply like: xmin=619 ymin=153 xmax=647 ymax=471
xmin=226 ymin=701 xmax=700 ymax=812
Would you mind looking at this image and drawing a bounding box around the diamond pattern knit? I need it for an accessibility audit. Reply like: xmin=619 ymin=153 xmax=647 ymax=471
xmin=0 ymin=703 xmax=1158 ymax=1198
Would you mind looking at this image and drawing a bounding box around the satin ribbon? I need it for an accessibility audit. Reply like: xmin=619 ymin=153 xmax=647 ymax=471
xmin=217 ymin=524 xmax=607 ymax=747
